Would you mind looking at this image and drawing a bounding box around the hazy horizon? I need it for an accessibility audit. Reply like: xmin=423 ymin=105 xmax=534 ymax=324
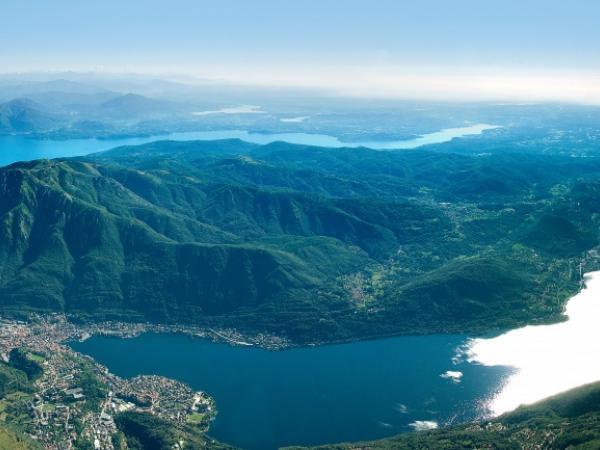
xmin=2 ymin=0 xmax=600 ymax=104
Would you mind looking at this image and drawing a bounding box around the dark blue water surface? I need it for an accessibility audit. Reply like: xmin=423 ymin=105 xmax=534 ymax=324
xmin=71 ymin=333 xmax=509 ymax=450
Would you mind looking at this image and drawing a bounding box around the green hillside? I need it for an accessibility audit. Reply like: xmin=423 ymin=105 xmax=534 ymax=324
xmin=0 ymin=360 xmax=41 ymax=450
xmin=114 ymin=411 xmax=233 ymax=450
xmin=0 ymin=140 xmax=599 ymax=342
xmin=0 ymin=427 xmax=38 ymax=450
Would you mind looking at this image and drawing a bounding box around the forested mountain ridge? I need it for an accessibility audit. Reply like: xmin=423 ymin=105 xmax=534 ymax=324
xmin=1 ymin=139 xmax=600 ymax=343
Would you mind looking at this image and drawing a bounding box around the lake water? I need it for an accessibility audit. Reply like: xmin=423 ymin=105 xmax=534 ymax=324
xmin=0 ymin=123 xmax=499 ymax=167
xmin=71 ymin=333 xmax=509 ymax=449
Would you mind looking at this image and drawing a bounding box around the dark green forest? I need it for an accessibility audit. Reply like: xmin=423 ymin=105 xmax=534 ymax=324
xmin=1 ymin=138 xmax=600 ymax=343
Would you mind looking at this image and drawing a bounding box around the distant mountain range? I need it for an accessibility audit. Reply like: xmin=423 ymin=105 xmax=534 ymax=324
xmin=0 ymin=92 xmax=190 ymax=136
xmin=0 ymin=139 xmax=599 ymax=343
xmin=0 ymin=78 xmax=112 ymax=101
xmin=0 ymin=98 xmax=63 ymax=133
xmin=95 ymin=93 xmax=187 ymax=121
xmin=0 ymin=77 xmax=201 ymax=135
xmin=2 ymin=76 xmax=600 ymax=149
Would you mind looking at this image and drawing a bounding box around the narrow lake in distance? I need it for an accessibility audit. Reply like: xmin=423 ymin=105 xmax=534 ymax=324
xmin=0 ymin=123 xmax=499 ymax=167
xmin=71 ymin=333 xmax=509 ymax=450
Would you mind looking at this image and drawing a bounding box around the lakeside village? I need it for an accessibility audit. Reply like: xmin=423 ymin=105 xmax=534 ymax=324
xmin=0 ymin=314 xmax=287 ymax=449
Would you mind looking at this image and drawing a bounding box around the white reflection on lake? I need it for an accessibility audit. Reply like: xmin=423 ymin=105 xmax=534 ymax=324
xmin=468 ymin=271 xmax=600 ymax=415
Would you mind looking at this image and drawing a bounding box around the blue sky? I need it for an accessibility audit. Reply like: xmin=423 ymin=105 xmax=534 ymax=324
xmin=2 ymin=0 xmax=600 ymax=101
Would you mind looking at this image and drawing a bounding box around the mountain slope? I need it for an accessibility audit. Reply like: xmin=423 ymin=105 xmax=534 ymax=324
xmin=0 ymin=160 xmax=325 ymax=320
xmin=0 ymin=140 xmax=599 ymax=342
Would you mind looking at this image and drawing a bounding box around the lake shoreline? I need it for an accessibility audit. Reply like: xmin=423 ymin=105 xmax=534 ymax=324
xmin=0 ymin=300 xmax=579 ymax=353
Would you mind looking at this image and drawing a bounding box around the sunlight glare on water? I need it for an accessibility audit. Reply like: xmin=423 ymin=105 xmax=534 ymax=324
xmin=468 ymin=271 xmax=600 ymax=415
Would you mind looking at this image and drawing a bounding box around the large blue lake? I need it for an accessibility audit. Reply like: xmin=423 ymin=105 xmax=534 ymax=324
xmin=0 ymin=123 xmax=498 ymax=167
xmin=71 ymin=333 xmax=509 ymax=450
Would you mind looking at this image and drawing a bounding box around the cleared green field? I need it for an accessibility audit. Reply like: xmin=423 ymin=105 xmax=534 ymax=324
xmin=0 ymin=426 xmax=38 ymax=450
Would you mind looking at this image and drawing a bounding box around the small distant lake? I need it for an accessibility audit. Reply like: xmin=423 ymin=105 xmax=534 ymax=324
xmin=0 ymin=123 xmax=499 ymax=167
xmin=71 ymin=333 xmax=509 ymax=449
